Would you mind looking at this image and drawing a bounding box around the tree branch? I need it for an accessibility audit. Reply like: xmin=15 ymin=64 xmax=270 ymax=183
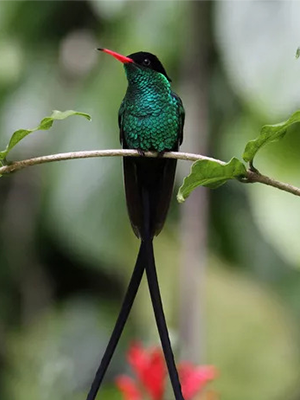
xmin=240 ymin=170 xmax=300 ymax=196
xmin=0 ymin=149 xmax=299 ymax=197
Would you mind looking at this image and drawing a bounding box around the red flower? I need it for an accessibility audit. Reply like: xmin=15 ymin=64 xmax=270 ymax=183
xmin=179 ymin=362 xmax=217 ymax=399
xmin=116 ymin=342 xmax=217 ymax=400
xmin=127 ymin=342 xmax=166 ymax=400
xmin=115 ymin=376 xmax=141 ymax=400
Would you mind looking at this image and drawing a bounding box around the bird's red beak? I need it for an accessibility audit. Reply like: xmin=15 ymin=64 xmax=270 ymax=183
xmin=98 ymin=48 xmax=133 ymax=64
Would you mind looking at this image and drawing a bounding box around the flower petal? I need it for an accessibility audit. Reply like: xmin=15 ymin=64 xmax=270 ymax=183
xmin=127 ymin=342 xmax=166 ymax=400
xmin=179 ymin=363 xmax=217 ymax=400
xmin=127 ymin=342 xmax=149 ymax=377
xmin=115 ymin=375 xmax=142 ymax=400
xmin=143 ymin=348 xmax=166 ymax=400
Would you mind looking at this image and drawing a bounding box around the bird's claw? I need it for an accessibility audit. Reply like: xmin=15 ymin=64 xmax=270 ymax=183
xmin=137 ymin=148 xmax=145 ymax=157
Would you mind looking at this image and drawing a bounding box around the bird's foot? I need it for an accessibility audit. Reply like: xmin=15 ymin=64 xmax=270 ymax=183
xmin=157 ymin=151 xmax=165 ymax=158
xmin=137 ymin=148 xmax=145 ymax=157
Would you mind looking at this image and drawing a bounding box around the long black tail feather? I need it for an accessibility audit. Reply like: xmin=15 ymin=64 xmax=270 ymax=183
xmin=144 ymin=239 xmax=184 ymax=400
xmin=142 ymin=187 xmax=184 ymax=400
xmin=86 ymin=243 xmax=146 ymax=400
xmin=86 ymin=156 xmax=182 ymax=399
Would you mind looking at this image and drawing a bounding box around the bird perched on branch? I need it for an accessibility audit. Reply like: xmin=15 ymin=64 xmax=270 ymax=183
xmin=87 ymin=48 xmax=185 ymax=400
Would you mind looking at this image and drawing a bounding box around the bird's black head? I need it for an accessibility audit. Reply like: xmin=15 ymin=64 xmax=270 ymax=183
xmin=127 ymin=52 xmax=172 ymax=82
xmin=98 ymin=48 xmax=172 ymax=82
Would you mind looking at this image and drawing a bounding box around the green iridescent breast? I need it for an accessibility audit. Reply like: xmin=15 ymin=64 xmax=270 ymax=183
xmin=119 ymin=65 xmax=183 ymax=152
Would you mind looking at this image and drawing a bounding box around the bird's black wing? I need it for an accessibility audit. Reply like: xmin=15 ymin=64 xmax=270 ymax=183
xmin=119 ymin=101 xmax=143 ymax=237
xmin=171 ymin=91 xmax=185 ymax=146
xmin=118 ymin=99 xmax=126 ymax=145
xmin=150 ymin=93 xmax=184 ymax=236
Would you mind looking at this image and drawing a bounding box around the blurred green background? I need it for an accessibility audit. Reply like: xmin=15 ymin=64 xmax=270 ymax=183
xmin=0 ymin=1 xmax=300 ymax=399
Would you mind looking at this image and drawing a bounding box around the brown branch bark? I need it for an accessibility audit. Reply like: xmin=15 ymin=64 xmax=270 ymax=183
xmin=1 ymin=149 xmax=300 ymax=197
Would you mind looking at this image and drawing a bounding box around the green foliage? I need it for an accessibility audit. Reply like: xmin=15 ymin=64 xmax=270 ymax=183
xmin=178 ymin=109 xmax=300 ymax=203
xmin=177 ymin=158 xmax=247 ymax=203
xmin=0 ymin=110 xmax=91 ymax=161
xmin=296 ymin=47 xmax=300 ymax=59
xmin=243 ymin=110 xmax=300 ymax=163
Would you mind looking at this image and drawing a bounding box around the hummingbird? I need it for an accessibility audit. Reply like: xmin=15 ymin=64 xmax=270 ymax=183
xmin=87 ymin=48 xmax=185 ymax=400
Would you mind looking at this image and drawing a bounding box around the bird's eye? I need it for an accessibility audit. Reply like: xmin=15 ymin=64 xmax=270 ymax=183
xmin=143 ymin=58 xmax=151 ymax=66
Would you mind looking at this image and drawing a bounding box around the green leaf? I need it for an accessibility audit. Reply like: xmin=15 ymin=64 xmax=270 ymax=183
xmin=296 ymin=47 xmax=300 ymax=59
xmin=177 ymin=157 xmax=247 ymax=203
xmin=0 ymin=110 xmax=91 ymax=160
xmin=243 ymin=110 xmax=300 ymax=163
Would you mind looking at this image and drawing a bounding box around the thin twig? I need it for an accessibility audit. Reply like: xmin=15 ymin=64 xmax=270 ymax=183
xmin=241 ymin=169 xmax=300 ymax=196
xmin=0 ymin=149 xmax=299 ymax=197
